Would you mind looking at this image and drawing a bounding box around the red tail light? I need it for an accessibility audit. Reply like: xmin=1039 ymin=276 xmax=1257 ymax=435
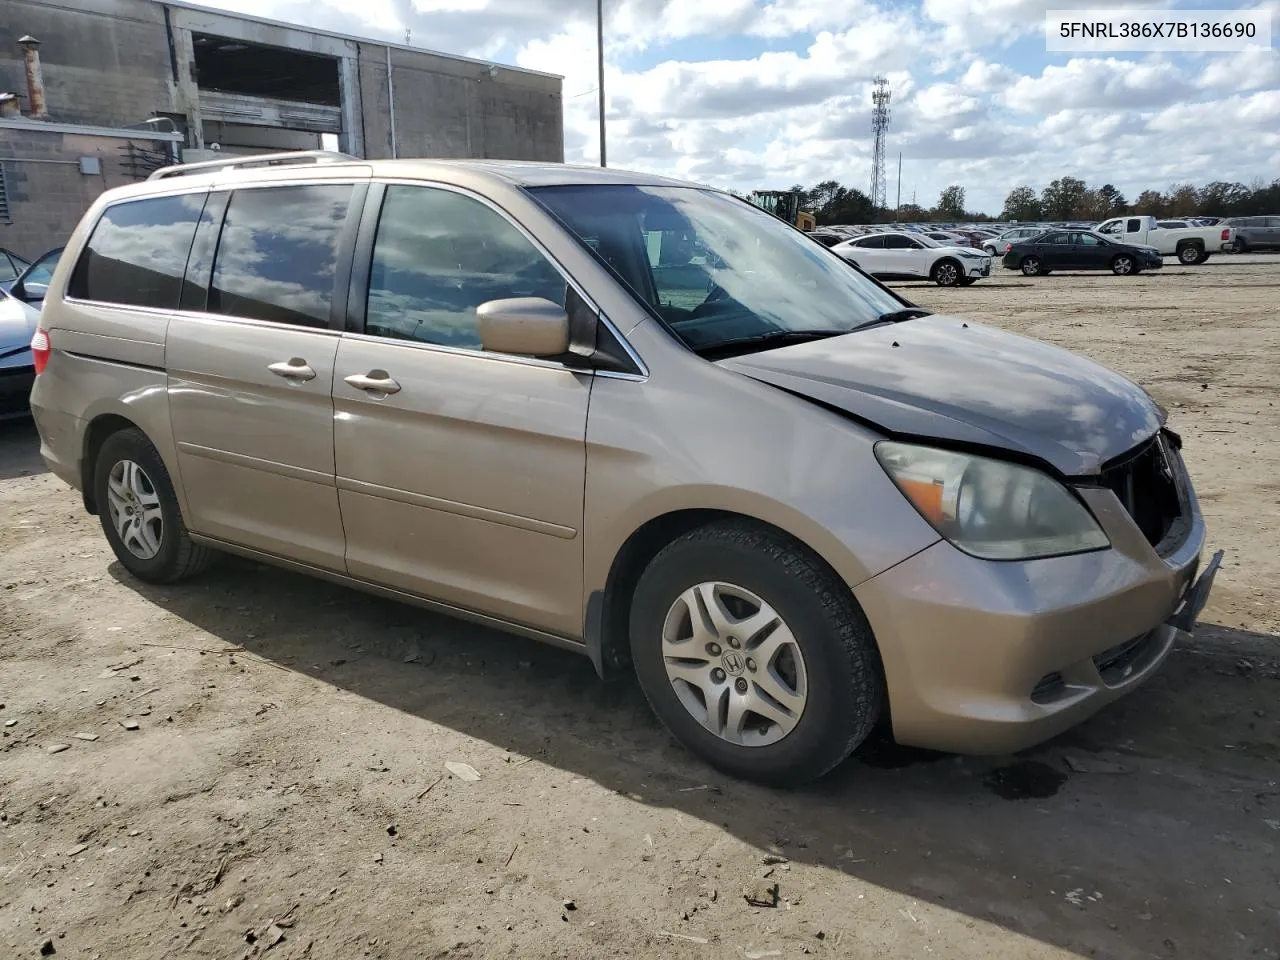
xmin=31 ymin=327 xmax=50 ymax=375
xmin=1004 ymin=243 xmax=1013 ymax=253
xmin=1221 ymin=228 xmax=1231 ymax=241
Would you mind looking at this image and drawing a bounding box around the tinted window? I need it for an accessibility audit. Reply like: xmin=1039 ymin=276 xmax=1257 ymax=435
xmin=883 ymin=234 xmax=917 ymax=249
xmin=1043 ymin=232 xmax=1070 ymax=244
xmin=365 ymin=185 xmax=565 ymax=349
xmin=209 ymin=185 xmax=352 ymax=328
xmin=68 ymin=194 xmax=204 ymax=308
xmin=1075 ymin=233 xmax=1102 ymax=245
xmin=1126 ymin=218 xmax=1142 ymax=232
xmin=854 ymin=236 xmax=885 ymax=248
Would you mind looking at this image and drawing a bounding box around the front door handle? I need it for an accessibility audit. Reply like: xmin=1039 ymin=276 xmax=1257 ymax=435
xmin=344 ymin=371 xmax=401 ymax=395
xmin=268 ymin=358 xmax=316 ymax=381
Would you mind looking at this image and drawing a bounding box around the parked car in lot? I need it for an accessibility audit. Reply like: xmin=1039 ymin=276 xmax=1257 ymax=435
xmin=1223 ymin=215 xmax=1280 ymax=252
xmin=28 ymin=152 xmax=1218 ymax=785
xmin=982 ymin=226 xmax=1049 ymax=255
xmin=1003 ymin=230 xmax=1163 ymax=276
xmin=831 ymin=231 xmax=991 ymax=285
xmin=1096 ymin=215 xmax=1233 ymax=264
xmin=0 ymin=247 xmax=61 ymax=420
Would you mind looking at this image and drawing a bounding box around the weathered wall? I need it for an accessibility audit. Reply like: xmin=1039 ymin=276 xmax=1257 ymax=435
xmin=0 ymin=0 xmax=564 ymax=253
xmin=0 ymin=0 xmax=176 ymax=127
xmin=357 ymin=42 xmax=562 ymax=162
xmin=0 ymin=127 xmax=163 ymax=257
xmin=2 ymin=0 xmax=563 ymax=163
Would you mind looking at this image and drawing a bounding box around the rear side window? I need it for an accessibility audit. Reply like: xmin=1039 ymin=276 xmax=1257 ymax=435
xmin=208 ymin=184 xmax=353 ymax=328
xmin=68 ymin=194 xmax=204 ymax=308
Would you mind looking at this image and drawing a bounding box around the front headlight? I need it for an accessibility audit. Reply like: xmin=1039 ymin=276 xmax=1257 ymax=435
xmin=875 ymin=442 xmax=1110 ymax=560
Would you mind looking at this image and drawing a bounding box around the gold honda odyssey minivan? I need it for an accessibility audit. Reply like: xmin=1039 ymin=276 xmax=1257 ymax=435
xmin=29 ymin=152 xmax=1220 ymax=785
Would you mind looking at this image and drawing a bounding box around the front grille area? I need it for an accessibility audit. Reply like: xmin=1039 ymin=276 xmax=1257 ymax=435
xmin=1030 ymin=671 xmax=1066 ymax=704
xmin=1098 ymin=434 xmax=1183 ymax=548
xmin=1093 ymin=630 xmax=1160 ymax=685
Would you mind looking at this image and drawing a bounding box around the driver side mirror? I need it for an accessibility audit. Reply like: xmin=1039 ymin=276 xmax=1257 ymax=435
xmin=477 ymin=297 xmax=570 ymax=357
xmin=14 ymin=280 xmax=47 ymax=304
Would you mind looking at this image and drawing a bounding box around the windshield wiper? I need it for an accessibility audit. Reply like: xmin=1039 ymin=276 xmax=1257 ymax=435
xmin=854 ymin=307 xmax=932 ymax=330
xmin=693 ymin=329 xmax=846 ymax=358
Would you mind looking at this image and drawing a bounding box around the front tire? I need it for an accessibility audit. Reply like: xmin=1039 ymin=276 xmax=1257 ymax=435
xmin=1112 ymin=254 xmax=1136 ymax=276
xmin=93 ymin=428 xmax=216 ymax=583
xmin=629 ymin=521 xmax=883 ymax=786
xmin=932 ymin=259 xmax=962 ymax=287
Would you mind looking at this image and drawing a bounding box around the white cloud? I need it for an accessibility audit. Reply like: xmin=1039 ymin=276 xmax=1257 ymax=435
xmin=192 ymin=0 xmax=1280 ymax=214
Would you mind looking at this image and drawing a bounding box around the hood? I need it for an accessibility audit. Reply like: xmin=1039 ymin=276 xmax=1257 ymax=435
xmin=719 ymin=315 xmax=1162 ymax=476
xmin=0 ymin=293 xmax=39 ymax=363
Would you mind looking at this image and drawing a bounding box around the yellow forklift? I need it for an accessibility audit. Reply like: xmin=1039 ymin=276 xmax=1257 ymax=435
xmin=748 ymin=190 xmax=817 ymax=231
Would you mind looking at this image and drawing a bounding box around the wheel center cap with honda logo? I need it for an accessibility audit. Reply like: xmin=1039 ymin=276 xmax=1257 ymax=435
xmin=721 ymin=650 xmax=746 ymax=677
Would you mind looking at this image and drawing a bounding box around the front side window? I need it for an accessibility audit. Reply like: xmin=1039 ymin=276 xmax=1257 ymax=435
xmin=68 ymin=194 xmax=204 ymax=308
xmin=883 ymin=234 xmax=919 ymax=249
xmin=529 ymin=185 xmax=904 ymax=355
xmin=209 ymin=184 xmax=352 ymax=328
xmin=1075 ymin=233 xmax=1102 ymax=246
xmin=365 ymin=185 xmax=566 ymax=349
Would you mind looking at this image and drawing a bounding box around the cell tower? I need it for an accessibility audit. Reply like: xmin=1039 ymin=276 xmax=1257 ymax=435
xmin=869 ymin=76 xmax=891 ymax=210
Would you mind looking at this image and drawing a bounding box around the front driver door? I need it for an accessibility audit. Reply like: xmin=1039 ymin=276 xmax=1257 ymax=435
xmin=1037 ymin=232 xmax=1073 ymax=269
xmin=333 ymin=183 xmax=590 ymax=637
xmin=881 ymin=234 xmax=924 ymax=276
xmin=1072 ymin=232 xmax=1111 ymax=269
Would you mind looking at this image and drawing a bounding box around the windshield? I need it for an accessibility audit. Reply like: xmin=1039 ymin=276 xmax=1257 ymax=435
xmin=21 ymin=248 xmax=62 ymax=287
xmin=528 ymin=185 xmax=905 ymax=354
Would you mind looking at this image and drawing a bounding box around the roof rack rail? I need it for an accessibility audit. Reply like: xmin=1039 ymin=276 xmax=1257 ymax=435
xmin=147 ymin=150 xmax=359 ymax=181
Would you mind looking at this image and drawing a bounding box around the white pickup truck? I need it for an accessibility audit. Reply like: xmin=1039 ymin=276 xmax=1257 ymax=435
xmin=1096 ymin=215 xmax=1234 ymax=265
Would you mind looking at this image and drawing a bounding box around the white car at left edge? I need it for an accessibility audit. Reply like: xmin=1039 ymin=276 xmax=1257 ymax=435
xmin=830 ymin=231 xmax=992 ymax=286
xmin=1 ymin=248 xmax=61 ymax=420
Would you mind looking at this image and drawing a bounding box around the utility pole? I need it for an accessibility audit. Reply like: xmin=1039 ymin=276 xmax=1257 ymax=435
xmin=895 ymin=152 xmax=902 ymax=217
xmin=597 ymin=0 xmax=607 ymax=167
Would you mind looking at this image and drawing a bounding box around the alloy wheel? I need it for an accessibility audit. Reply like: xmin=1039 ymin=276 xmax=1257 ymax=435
xmin=661 ymin=581 xmax=808 ymax=747
xmin=1113 ymin=256 xmax=1134 ymax=275
xmin=1021 ymin=257 xmax=1041 ymax=276
xmin=105 ymin=459 xmax=164 ymax=560
xmin=1179 ymin=246 xmax=1199 ymax=264
xmin=935 ymin=262 xmax=959 ymax=286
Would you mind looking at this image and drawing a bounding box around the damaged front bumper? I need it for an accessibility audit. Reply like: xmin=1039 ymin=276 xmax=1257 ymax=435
xmin=854 ymin=440 xmax=1221 ymax=756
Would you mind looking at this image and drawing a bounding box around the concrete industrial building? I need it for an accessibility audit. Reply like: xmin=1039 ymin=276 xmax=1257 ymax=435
xmin=0 ymin=0 xmax=564 ymax=257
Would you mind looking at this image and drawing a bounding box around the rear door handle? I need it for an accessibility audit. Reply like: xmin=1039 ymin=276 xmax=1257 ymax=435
xmin=344 ymin=372 xmax=401 ymax=395
xmin=268 ymin=358 xmax=316 ymax=382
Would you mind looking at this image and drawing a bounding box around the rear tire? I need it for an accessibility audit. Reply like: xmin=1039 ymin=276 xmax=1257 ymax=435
xmin=629 ymin=521 xmax=883 ymax=786
xmin=1177 ymin=243 xmax=1205 ymax=265
xmin=93 ymin=428 xmax=216 ymax=584
xmin=1020 ymin=256 xmax=1042 ymax=276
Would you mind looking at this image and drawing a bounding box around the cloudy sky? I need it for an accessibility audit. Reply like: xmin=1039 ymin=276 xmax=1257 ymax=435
xmin=201 ymin=0 xmax=1277 ymax=214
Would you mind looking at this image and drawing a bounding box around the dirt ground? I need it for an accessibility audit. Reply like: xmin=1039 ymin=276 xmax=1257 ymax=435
xmin=2 ymin=254 xmax=1278 ymax=960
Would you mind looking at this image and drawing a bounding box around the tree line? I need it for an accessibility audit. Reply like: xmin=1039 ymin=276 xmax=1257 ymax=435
xmin=770 ymin=177 xmax=1280 ymax=224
